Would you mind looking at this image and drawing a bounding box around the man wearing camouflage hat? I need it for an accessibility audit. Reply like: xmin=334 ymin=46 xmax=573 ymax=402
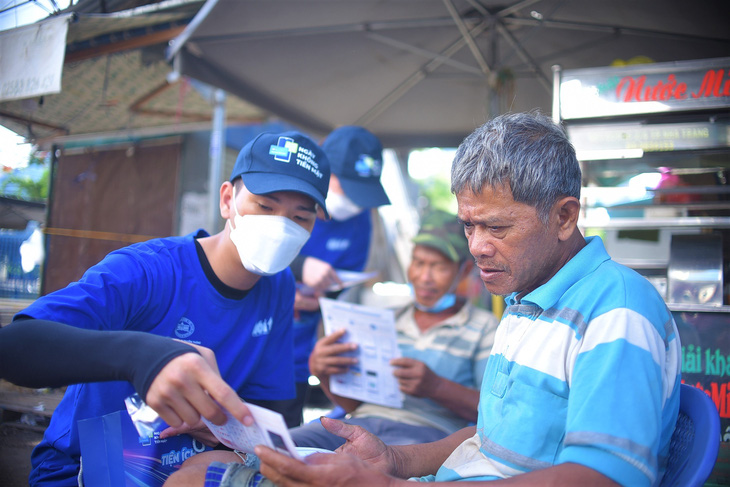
xmin=288 ymin=209 xmax=499 ymax=449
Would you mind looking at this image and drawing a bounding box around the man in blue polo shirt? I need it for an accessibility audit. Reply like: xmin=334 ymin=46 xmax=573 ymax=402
xmin=278 ymin=126 xmax=391 ymax=427
xmin=19 ymin=131 xmax=330 ymax=486
xmin=256 ymin=112 xmax=682 ymax=487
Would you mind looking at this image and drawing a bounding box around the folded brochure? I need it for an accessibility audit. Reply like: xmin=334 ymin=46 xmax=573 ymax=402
xmin=319 ymin=297 xmax=404 ymax=409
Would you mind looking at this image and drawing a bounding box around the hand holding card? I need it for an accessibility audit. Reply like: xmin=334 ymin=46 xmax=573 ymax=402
xmin=201 ymin=403 xmax=301 ymax=459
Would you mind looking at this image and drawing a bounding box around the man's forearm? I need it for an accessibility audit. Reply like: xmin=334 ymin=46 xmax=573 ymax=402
xmin=390 ymin=426 xmax=475 ymax=479
xmin=317 ymin=375 xmax=363 ymax=413
xmin=0 ymin=319 xmax=197 ymax=398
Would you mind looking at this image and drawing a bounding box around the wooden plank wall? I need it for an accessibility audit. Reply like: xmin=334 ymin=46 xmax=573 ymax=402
xmin=43 ymin=140 xmax=181 ymax=294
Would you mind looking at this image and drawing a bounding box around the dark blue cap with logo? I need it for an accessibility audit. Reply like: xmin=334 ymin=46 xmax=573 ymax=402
xmin=321 ymin=126 xmax=390 ymax=208
xmin=230 ymin=131 xmax=330 ymax=217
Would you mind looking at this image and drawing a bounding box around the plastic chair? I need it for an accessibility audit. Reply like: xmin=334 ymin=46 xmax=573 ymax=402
xmin=659 ymin=383 xmax=721 ymax=487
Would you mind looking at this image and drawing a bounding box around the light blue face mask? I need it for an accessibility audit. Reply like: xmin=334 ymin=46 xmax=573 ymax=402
xmin=409 ymin=260 xmax=465 ymax=313
xmin=413 ymin=291 xmax=457 ymax=313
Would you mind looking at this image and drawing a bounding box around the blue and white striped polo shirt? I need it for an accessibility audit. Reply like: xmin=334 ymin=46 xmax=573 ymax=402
xmin=427 ymin=236 xmax=681 ymax=486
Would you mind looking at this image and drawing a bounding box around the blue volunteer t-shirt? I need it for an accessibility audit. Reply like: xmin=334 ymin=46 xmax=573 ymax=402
xmin=293 ymin=210 xmax=371 ymax=382
xmin=24 ymin=230 xmax=296 ymax=486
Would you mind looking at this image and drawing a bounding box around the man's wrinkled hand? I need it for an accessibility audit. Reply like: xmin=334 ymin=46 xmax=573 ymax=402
xmin=323 ymin=417 xmax=398 ymax=475
xmin=256 ymin=441 xmax=397 ymax=487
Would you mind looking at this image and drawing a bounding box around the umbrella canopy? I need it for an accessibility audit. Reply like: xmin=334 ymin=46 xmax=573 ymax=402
xmin=168 ymin=0 xmax=730 ymax=148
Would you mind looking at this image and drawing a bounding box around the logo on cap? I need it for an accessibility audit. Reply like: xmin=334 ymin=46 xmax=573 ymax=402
xmin=269 ymin=137 xmax=299 ymax=163
xmin=354 ymin=154 xmax=382 ymax=178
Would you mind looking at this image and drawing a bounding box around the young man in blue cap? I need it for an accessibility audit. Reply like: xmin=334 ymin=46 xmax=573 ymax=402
xmin=276 ymin=126 xmax=391 ymax=427
xmin=18 ymin=131 xmax=330 ymax=486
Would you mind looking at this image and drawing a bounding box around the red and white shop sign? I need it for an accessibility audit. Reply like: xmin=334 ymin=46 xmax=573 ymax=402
xmin=558 ymin=57 xmax=730 ymax=119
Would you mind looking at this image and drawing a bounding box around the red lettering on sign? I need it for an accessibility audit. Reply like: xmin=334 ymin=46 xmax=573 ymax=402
xmin=615 ymin=69 xmax=730 ymax=103
xmin=709 ymin=382 xmax=729 ymax=417
xmin=692 ymin=69 xmax=730 ymax=98
xmin=616 ymin=74 xmax=689 ymax=102
xmin=689 ymin=381 xmax=728 ymax=418
xmin=616 ymin=75 xmax=642 ymax=102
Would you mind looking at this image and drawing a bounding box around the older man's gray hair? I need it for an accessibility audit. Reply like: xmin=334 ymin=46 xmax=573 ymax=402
xmin=451 ymin=111 xmax=582 ymax=225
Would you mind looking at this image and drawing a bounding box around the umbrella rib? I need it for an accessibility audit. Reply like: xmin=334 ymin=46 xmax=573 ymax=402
xmin=366 ymin=32 xmax=483 ymax=76
xmin=355 ymin=21 xmax=490 ymax=127
xmin=459 ymin=0 xmax=553 ymax=91
xmin=174 ymin=17 xmax=467 ymax=46
xmin=494 ymin=0 xmax=544 ymax=19
xmin=495 ymin=22 xmax=551 ymax=92
xmin=442 ymin=0 xmax=492 ymax=76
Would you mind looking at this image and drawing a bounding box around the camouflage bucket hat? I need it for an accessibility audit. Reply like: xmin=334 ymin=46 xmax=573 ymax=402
xmin=412 ymin=209 xmax=470 ymax=262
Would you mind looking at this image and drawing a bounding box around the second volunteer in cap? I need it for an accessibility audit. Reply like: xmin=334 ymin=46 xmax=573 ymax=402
xmin=276 ymin=126 xmax=391 ymax=427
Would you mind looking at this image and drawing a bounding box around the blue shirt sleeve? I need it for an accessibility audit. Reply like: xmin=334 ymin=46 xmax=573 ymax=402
xmin=16 ymin=248 xmax=157 ymax=332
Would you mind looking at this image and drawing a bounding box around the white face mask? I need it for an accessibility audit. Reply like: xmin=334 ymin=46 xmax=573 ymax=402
xmin=228 ymin=187 xmax=311 ymax=276
xmin=325 ymin=190 xmax=364 ymax=221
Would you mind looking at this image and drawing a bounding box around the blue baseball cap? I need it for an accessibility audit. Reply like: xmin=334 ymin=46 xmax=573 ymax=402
xmin=321 ymin=126 xmax=390 ymax=208
xmin=230 ymin=131 xmax=330 ymax=217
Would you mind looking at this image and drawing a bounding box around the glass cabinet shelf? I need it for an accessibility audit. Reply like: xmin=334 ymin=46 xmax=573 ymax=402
xmin=579 ymin=216 xmax=730 ymax=230
xmin=667 ymin=303 xmax=730 ymax=313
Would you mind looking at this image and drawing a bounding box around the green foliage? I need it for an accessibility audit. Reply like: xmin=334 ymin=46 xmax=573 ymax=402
xmin=415 ymin=176 xmax=457 ymax=214
xmin=27 ymin=152 xmax=46 ymax=166
xmin=0 ymin=151 xmax=49 ymax=201
xmin=0 ymin=171 xmax=48 ymax=200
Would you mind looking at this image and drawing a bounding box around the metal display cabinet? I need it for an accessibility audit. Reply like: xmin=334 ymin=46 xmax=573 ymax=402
xmin=554 ymin=58 xmax=730 ymax=463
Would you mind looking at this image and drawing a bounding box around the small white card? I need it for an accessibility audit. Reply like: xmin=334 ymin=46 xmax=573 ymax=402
xmin=202 ymin=403 xmax=301 ymax=459
xmin=319 ymin=297 xmax=403 ymax=409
